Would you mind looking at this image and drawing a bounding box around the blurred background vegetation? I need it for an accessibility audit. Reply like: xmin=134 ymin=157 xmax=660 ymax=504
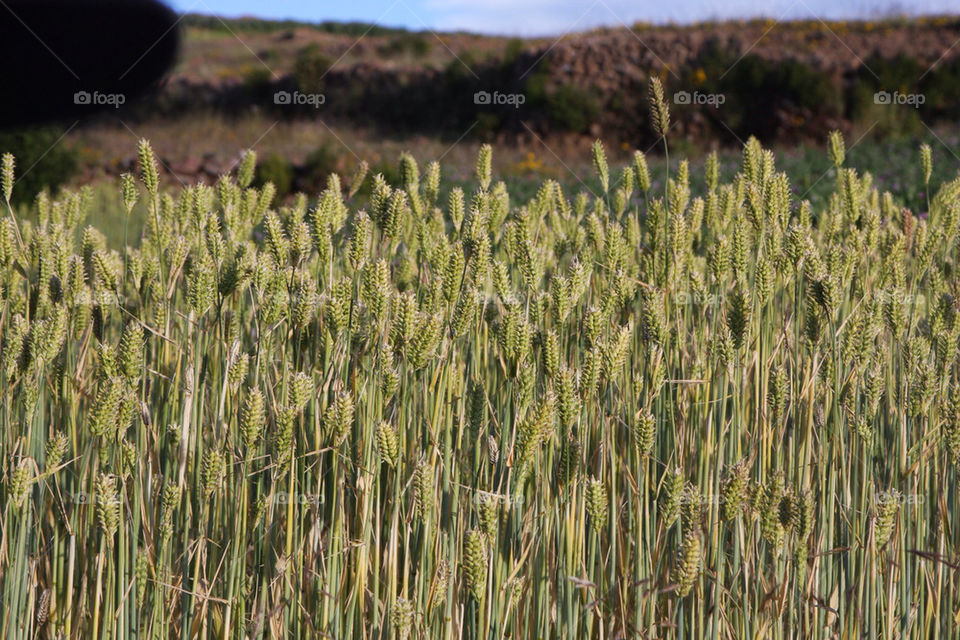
xmin=2 ymin=15 xmax=959 ymax=225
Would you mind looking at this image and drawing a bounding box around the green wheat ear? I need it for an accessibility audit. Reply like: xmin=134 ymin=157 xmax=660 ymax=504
xmin=759 ymin=471 xmax=786 ymax=555
xmin=237 ymin=149 xmax=257 ymax=188
xmin=591 ymin=140 xmax=609 ymax=193
xmin=45 ymin=431 xmax=68 ymax=472
xmin=476 ymin=144 xmax=493 ymax=192
xmin=920 ymin=143 xmax=932 ymax=186
xmin=585 ymin=476 xmax=608 ymax=533
xmin=414 ymin=456 xmax=435 ymax=522
xmin=10 ymin=461 xmax=32 ymax=509
xmin=634 ymin=150 xmax=651 ymax=194
xmin=660 ymin=468 xmax=684 ymax=528
xmin=477 ymin=493 xmax=499 ymax=537
xmin=648 ymin=76 xmax=671 ymax=139
xmin=556 ymin=430 xmax=581 ymax=487
xmin=399 ymin=151 xmax=419 ymax=193
xmin=463 ymin=528 xmax=487 ymax=602
xmin=390 ymin=598 xmax=415 ymax=639
xmin=95 ymin=473 xmax=120 ymax=544
xmin=721 ymin=459 xmax=750 ymax=521
xmin=674 ymin=530 xmax=702 ymax=597
xmin=874 ymin=489 xmax=901 ymax=549
xmin=0 ymin=152 xmax=14 ymax=204
xmin=828 ymin=130 xmax=845 ymax=168
xmin=376 ymin=421 xmax=400 ymax=468
xmin=137 ymin=139 xmax=159 ymax=195
xmin=202 ymin=448 xmax=226 ymax=497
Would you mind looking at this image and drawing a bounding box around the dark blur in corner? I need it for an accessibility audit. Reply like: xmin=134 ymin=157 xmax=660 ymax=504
xmin=0 ymin=0 xmax=180 ymax=128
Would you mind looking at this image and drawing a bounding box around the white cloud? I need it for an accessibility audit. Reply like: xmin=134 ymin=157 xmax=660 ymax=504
xmin=423 ymin=0 xmax=959 ymax=36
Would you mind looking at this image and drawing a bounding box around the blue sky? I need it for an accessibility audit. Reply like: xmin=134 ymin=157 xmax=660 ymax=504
xmin=171 ymin=0 xmax=959 ymax=35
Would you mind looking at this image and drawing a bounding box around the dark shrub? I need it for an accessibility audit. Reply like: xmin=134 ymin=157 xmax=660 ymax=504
xmin=847 ymin=54 xmax=923 ymax=118
xmin=474 ymin=112 xmax=502 ymax=140
xmin=713 ymin=55 xmax=839 ymax=141
xmin=301 ymin=143 xmax=339 ymax=191
xmin=0 ymin=127 xmax=78 ymax=205
xmin=255 ymin=153 xmax=294 ymax=198
xmin=545 ymin=84 xmax=602 ymax=134
xmin=921 ymin=57 xmax=960 ymax=121
xmin=522 ymin=59 xmax=600 ymax=134
xmin=182 ymin=15 xmax=408 ymax=37
xmin=503 ymin=38 xmax=526 ymax=64
xmin=294 ymin=45 xmax=334 ymax=94
xmin=377 ymin=34 xmax=432 ymax=59
xmin=244 ymin=67 xmax=277 ymax=106
xmin=847 ymin=54 xmax=926 ymax=136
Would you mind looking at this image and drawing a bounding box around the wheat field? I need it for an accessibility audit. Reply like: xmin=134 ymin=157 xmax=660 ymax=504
xmin=2 ymin=84 xmax=960 ymax=638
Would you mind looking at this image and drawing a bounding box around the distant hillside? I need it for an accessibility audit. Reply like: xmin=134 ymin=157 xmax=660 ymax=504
xmin=118 ymin=16 xmax=957 ymax=146
xmin=181 ymin=13 xmax=414 ymax=37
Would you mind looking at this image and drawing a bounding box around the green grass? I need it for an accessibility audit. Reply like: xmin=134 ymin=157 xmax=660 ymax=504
xmin=53 ymin=129 xmax=960 ymax=250
xmin=2 ymin=114 xmax=960 ymax=638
